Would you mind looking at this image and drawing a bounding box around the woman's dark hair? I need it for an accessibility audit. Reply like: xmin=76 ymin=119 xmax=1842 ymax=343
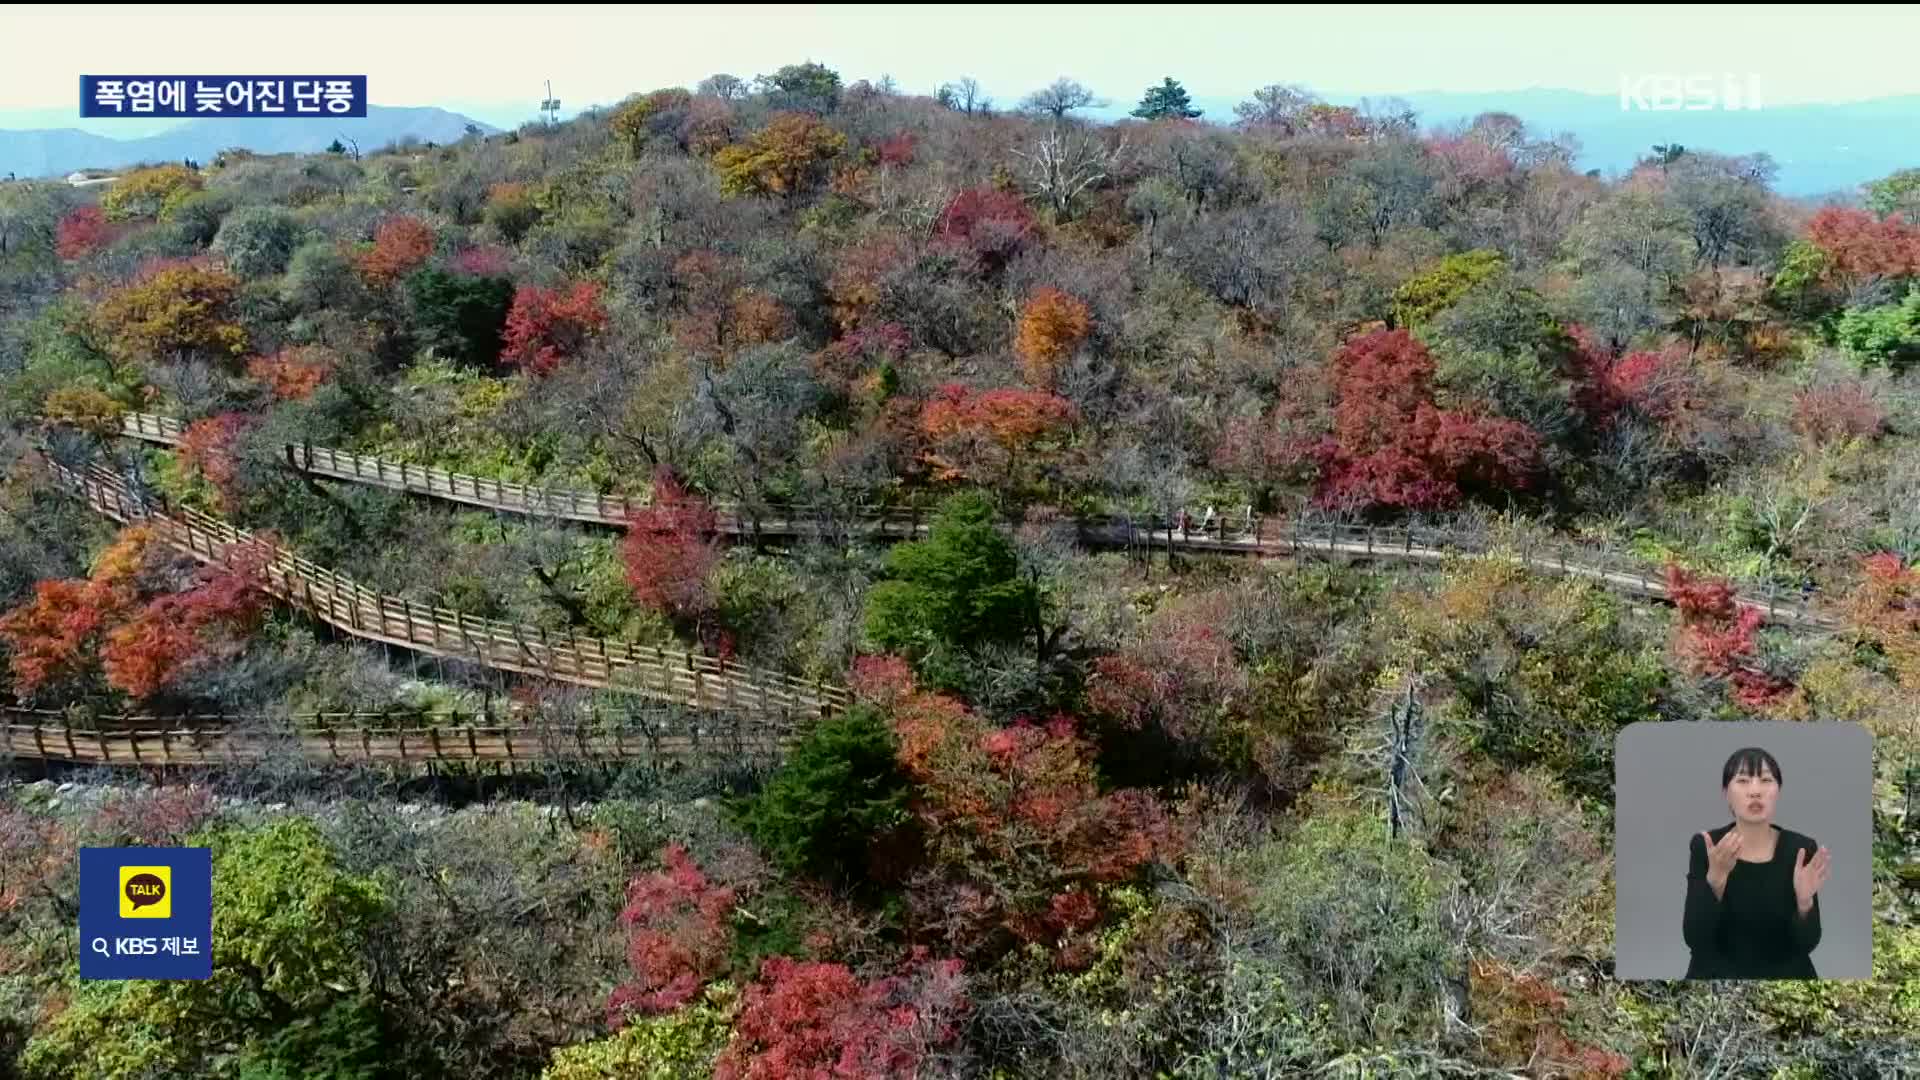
xmin=1722 ymin=747 xmax=1783 ymax=788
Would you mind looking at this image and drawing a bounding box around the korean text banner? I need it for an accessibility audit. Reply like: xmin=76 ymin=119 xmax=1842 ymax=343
xmin=80 ymin=847 xmax=212 ymax=980
xmin=80 ymin=76 xmax=368 ymax=118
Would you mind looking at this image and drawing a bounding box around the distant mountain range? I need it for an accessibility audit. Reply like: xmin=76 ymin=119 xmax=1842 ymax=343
xmin=3 ymin=89 xmax=1914 ymax=197
xmin=1137 ymin=89 xmax=1920 ymax=199
xmin=0 ymin=106 xmax=500 ymax=179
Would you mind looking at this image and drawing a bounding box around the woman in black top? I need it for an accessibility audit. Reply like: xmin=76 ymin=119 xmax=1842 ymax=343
xmin=1682 ymin=747 xmax=1832 ymax=979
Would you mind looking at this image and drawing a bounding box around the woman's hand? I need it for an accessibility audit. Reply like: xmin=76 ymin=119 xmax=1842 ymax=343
xmin=1793 ymin=845 xmax=1831 ymax=914
xmin=1701 ymin=829 xmax=1742 ymax=894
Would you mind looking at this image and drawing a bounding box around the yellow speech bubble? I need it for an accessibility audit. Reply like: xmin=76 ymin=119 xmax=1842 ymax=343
xmin=119 ymin=865 xmax=171 ymax=919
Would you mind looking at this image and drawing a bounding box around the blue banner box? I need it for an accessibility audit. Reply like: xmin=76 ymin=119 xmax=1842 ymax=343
xmin=79 ymin=847 xmax=213 ymax=980
xmin=80 ymin=76 xmax=367 ymax=118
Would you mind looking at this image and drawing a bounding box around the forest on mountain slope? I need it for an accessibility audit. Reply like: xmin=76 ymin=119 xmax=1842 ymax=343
xmin=0 ymin=64 xmax=1918 ymax=1078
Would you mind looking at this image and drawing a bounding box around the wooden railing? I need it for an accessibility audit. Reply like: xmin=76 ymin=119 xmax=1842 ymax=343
xmin=119 ymin=411 xmax=187 ymax=444
xmin=1 ymin=718 xmax=788 ymax=766
xmin=37 ymin=453 xmax=851 ymax=718
xmin=103 ymin=412 xmax=1839 ymax=630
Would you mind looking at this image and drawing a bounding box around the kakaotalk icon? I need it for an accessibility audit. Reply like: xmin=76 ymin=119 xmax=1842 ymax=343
xmin=121 ymin=869 xmax=170 ymax=917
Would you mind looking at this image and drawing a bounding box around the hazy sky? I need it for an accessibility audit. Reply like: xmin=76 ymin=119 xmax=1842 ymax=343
xmin=6 ymin=4 xmax=1920 ymax=117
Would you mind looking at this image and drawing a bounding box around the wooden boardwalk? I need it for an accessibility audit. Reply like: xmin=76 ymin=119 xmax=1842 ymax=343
xmin=37 ymin=453 xmax=851 ymax=719
xmin=106 ymin=412 xmax=1840 ymax=630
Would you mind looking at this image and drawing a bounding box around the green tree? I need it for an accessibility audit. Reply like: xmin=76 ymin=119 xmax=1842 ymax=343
xmin=1392 ymin=249 xmax=1506 ymax=329
xmin=731 ymin=704 xmax=912 ymax=884
xmin=753 ymin=62 xmax=843 ymax=115
xmin=211 ymin=205 xmax=306 ymax=278
xmin=283 ymin=238 xmax=362 ymax=313
xmin=863 ymin=491 xmax=1037 ymax=660
xmin=0 ymin=183 xmax=62 ymax=265
xmin=19 ymin=819 xmax=391 ymax=1080
xmin=1399 ymin=561 xmax=1667 ymax=801
xmin=540 ymin=988 xmax=734 ymax=1080
xmin=1131 ymin=77 xmax=1202 ymax=121
xmin=166 ymin=189 xmax=237 ymax=249
xmin=1234 ymin=804 xmax=1460 ymax=1048
xmin=1768 ymin=238 xmax=1840 ymax=320
xmin=405 ymin=266 xmax=514 ymax=368
xmin=1864 ymin=166 xmax=1920 ymax=223
xmin=1836 ymin=285 xmax=1920 ymax=372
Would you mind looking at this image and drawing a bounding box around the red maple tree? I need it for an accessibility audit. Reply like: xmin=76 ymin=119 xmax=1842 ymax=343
xmin=620 ymin=467 xmax=721 ymax=623
xmin=1665 ymin=563 xmax=1793 ymax=708
xmin=55 ymin=207 xmax=115 ymax=260
xmin=500 ymin=281 xmax=608 ymax=376
xmin=714 ymin=953 xmax=968 ymax=1080
xmin=885 ymin=685 xmax=1177 ymax=962
xmin=177 ymin=412 xmax=256 ymax=510
xmin=1804 ymin=207 xmax=1920 ymax=290
xmin=606 ymin=843 xmax=738 ymax=1023
xmin=1311 ymin=329 xmax=1543 ymax=512
xmin=933 ymin=187 xmax=1035 ymax=273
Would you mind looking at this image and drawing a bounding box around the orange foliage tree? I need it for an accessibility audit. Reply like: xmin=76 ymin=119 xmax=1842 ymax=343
xmin=1014 ymin=287 xmax=1092 ymax=390
xmin=100 ymin=547 xmax=269 ymax=699
xmin=94 ymin=259 xmax=248 ymax=367
xmin=0 ymin=528 xmax=152 ymax=696
xmin=0 ymin=525 xmax=268 ymax=701
xmin=1468 ymin=955 xmax=1631 ymax=1078
xmin=666 ymin=251 xmax=794 ymax=358
xmin=918 ymin=384 xmax=1077 ymax=488
xmin=712 ymin=112 xmax=847 ymax=198
xmin=356 ymin=215 xmax=436 ymax=287
xmin=246 ymin=345 xmax=338 ymax=401
xmin=826 ymin=233 xmax=912 ymax=333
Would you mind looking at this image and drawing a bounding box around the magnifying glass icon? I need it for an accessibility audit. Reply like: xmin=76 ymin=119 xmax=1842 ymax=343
xmin=90 ymin=937 xmax=110 ymax=958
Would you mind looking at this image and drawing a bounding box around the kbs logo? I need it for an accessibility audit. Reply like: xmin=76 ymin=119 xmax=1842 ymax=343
xmin=1619 ymin=74 xmax=1764 ymax=111
xmin=81 ymin=848 xmax=211 ymax=980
